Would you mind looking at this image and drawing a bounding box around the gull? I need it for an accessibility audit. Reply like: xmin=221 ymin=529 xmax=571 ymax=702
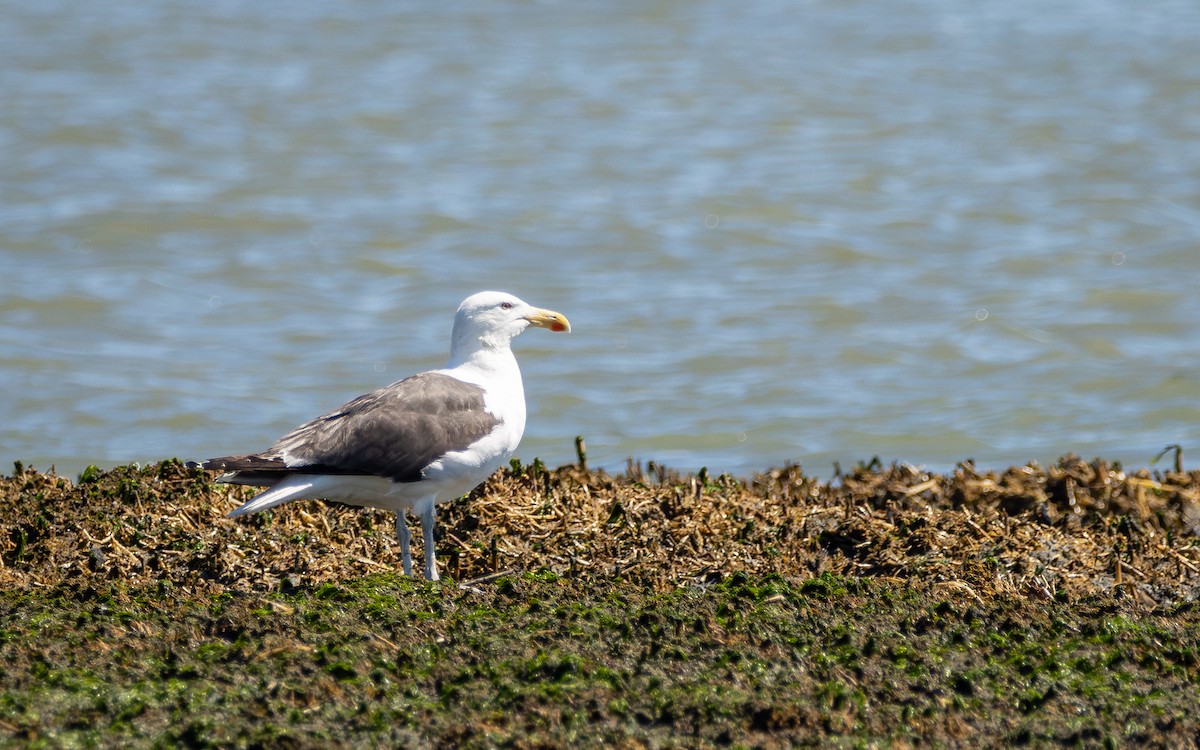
xmin=193 ymin=291 xmax=570 ymax=580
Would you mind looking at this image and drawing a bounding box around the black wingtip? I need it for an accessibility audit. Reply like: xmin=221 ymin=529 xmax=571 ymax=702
xmin=198 ymin=454 xmax=290 ymax=474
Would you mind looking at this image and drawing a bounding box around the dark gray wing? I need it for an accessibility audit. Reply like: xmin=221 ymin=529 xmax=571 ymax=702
xmin=202 ymin=372 xmax=500 ymax=484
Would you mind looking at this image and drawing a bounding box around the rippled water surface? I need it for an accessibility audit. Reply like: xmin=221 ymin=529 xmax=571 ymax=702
xmin=3 ymin=0 xmax=1199 ymax=478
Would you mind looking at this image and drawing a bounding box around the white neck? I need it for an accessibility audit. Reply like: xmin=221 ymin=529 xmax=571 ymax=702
xmin=439 ymin=336 xmax=527 ymax=435
xmin=447 ymin=323 xmax=512 ymax=366
xmin=444 ymin=326 xmax=523 ymax=389
xmin=446 ymin=343 xmax=519 ymax=376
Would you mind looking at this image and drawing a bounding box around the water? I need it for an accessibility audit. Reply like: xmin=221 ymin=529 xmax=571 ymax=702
xmin=3 ymin=0 xmax=1199 ymax=480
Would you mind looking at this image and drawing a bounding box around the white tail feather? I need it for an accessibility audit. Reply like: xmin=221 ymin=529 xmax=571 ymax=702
xmin=227 ymin=478 xmax=315 ymax=517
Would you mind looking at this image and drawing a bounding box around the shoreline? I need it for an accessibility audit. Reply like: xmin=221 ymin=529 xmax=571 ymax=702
xmin=3 ymin=457 xmax=1200 ymax=747
xmin=9 ymin=440 xmax=1191 ymax=491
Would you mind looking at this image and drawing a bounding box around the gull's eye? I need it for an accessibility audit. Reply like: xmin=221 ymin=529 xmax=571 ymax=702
xmin=500 ymin=301 xmax=514 ymax=310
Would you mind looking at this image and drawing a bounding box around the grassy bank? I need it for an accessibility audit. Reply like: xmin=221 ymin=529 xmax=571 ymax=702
xmin=3 ymin=456 xmax=1200 ymax=747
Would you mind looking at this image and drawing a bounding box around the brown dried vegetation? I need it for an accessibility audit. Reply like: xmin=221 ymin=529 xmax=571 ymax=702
xmin=4 ymin=453 xmax=1200 ymax=605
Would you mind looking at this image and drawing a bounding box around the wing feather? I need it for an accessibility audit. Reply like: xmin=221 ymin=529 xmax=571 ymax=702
xmin=201 ymin=372 xmax=500 ymax=484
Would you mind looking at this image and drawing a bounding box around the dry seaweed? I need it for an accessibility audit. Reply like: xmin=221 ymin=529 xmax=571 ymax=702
xmin=3 ymin=453 xmax=1199 ymax=607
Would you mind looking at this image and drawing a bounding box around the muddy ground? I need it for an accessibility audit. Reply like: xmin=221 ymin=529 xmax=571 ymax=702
xmin=3 ymin=452 xmax=1200 ymax=747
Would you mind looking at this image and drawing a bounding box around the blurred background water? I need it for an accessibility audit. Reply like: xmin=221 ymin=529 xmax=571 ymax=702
xmin=2 ymin=0 xmax=1199 ymax=480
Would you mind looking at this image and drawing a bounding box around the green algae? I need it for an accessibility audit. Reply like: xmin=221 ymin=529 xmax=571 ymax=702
xmin=2 ymin=571 xmax=1200 ymax=748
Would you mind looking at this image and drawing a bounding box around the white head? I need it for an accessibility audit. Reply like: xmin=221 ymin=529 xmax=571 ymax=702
xmin=449 ymin=291 xmax=571 ymax=358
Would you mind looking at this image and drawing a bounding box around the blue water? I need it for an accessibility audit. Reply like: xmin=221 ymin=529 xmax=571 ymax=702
xmin=2 ymin=0 xmax=1199 ymax=479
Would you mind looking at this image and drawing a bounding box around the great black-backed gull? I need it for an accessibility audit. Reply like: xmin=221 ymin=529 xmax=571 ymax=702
xmin=193 ymin=291 xmax=571 ymax=581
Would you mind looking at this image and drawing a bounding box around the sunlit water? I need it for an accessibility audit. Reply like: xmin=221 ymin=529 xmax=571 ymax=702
xmin=3 ymin=0 xmax=1199 ymax=480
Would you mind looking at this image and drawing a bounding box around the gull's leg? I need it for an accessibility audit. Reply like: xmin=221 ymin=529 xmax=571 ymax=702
xmin=420 ymin=503 xmax=439 ymax=581
xmin=396 ymin=510 xmax=413 ymax=577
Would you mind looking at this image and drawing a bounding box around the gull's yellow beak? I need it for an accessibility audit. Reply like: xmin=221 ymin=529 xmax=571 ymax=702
xmin=525 ymin=307 xmax=571 ymax=333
